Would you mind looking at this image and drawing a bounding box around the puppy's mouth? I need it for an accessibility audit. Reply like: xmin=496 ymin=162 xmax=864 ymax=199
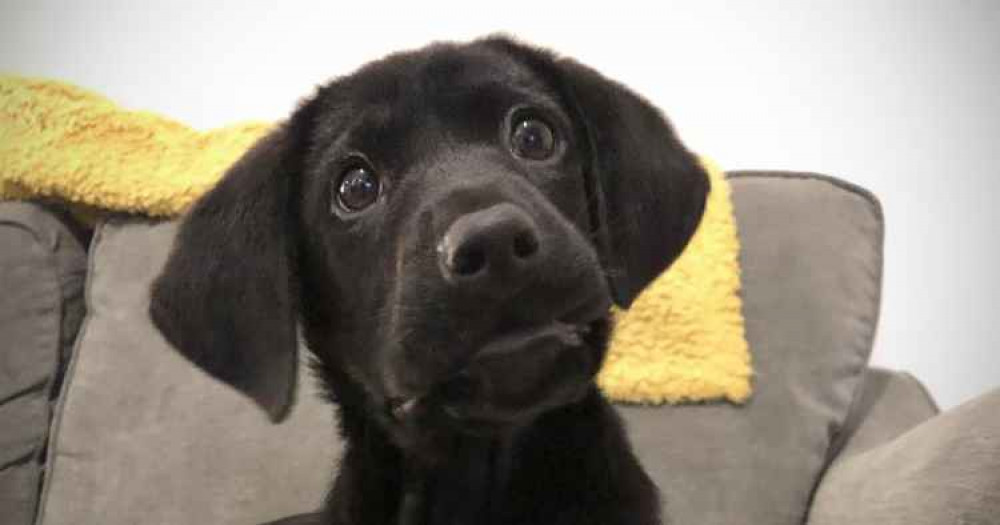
xmin=387 ymin=313 xmax=610 ymax=434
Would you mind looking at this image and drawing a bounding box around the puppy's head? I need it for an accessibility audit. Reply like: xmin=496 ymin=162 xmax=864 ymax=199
xmin=150 ymin=37 xmax=708 ymax=456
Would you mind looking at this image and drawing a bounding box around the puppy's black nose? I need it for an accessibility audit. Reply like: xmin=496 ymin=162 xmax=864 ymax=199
xmin=438 ymin=203 xmax=541 ymax=292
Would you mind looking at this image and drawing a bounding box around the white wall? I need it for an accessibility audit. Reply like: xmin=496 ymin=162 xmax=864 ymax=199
xmin=2 ymin=0 xmax=998 ymax=409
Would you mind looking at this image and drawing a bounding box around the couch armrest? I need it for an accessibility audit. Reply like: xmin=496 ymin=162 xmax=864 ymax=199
xmin=808 ymin=387 xmax=1000 ymax=525
xmin=827 ymin=367 xmax=939 ymax=461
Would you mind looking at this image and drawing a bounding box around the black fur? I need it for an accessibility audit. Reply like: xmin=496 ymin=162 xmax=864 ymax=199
xmin=150 ymin=36 xmax=708 ymax=525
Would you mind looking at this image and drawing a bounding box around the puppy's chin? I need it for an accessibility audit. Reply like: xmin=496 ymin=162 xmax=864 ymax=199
xmin=382 ymin=317 xmax=611 ymax=463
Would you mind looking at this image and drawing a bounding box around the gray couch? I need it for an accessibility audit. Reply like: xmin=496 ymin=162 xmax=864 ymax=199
xmin=2 ymin=172 xmax=997 ymax=525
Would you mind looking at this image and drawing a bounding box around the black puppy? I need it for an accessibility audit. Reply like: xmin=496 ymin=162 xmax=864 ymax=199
xmin=150 ymin=36 xmax=708 ymax=525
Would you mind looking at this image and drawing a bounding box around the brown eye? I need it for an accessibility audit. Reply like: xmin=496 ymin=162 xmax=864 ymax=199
xmin=510 ymin=116 xmax=556 ymax=160
xmin=336 ymin=165 xmax=380 ymax=211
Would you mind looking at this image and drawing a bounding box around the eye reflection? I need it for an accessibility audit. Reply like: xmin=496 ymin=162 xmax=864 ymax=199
xmin=337 ymin=165 xmax=380 ymax=211
xmin=510 ymin=117 xmax=556 ymax=161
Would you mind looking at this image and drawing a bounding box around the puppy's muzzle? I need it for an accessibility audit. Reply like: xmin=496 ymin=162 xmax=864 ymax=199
xmin=385 ymin=174 xmax=611 ymax=440
xmin=437 ymin=203 xmax=541 ymax=295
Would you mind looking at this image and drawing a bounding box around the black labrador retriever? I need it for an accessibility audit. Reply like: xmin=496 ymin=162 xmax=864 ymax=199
xmin=150 ymin=36 xmax=708 ymax=525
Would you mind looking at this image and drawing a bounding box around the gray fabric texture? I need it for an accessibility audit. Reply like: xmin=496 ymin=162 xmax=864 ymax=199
xmin=0 ymin=202 xmax=88 ymax=525
xmin=828 ymin=367 xmax=939 ymax=461
xmin=808 ymin=387 xmax=1000 ymax=525
xmin=36 ymin=220 xmax=339 ymax=525
xmin=35 ymin=172 xmax=886 ymax=524
xmin=618 ymin=171 xmax=885 ymax=525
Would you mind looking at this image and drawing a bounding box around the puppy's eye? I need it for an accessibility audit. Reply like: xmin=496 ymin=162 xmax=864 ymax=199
xmin=336 ymin=165 xmax=381 ymax=211
xmin=510 ymin=116 xmax=556 ymax=161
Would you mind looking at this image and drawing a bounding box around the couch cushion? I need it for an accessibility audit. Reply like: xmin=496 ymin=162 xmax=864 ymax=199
xmin=36 ymin=220 xmax=338 ymax=525
xmin=619 ymin=171 xmax=884 ymax=525
xmin=0 ymin=202 xmax=88 ymax=525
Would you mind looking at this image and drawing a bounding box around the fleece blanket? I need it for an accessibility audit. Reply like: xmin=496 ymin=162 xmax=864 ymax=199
xmin=0 ymin=75 xmax=752 ymax=404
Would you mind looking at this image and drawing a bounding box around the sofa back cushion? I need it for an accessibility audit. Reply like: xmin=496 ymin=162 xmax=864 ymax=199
xmin=619 ymin=171 xmax=884 ymax=524
xmin=35 ymin=220 xmax=338 ymax=525
xmin=36 ymin=172 xmax=883 ymax=525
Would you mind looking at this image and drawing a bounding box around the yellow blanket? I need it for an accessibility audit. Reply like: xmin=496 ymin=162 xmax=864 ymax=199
xmin=0 ymin=75 xmax=752 ymax=404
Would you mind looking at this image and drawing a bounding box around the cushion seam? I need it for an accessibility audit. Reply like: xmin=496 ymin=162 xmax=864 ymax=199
xmin=805 ymin=231 xmax=883 ymax=524
xmin=31 ymin=235 xmax=63 ymax=525
xmin=32 ymin=221 xmax=105 ymax=525
xmin=726 ymin=170 xmax=885 ymax=226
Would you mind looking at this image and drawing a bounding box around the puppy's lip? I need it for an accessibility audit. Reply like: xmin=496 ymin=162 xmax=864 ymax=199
xmin=387 ymin=320 xmax=592 ymax=423
xmin=476 ymin=320 xmax=588 ymax=359
xmin=442 ymin=318 xmax=601 ymax=413
xmin=387 ymin=322 xmax=583 ymax=419
xmin=386 ymin=294 xmax=611 ymax=424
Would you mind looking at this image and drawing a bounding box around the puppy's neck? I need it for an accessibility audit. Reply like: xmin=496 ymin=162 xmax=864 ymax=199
xmin=397 ymin=432 xmax=516 ymax=525
xmin=325 ymin=386 xmax=658 ymax=525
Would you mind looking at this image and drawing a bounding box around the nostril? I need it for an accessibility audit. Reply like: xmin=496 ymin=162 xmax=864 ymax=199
xmin=512 ymin=231 xmax=539 ymax=259
xmin=450 ymin=244 xmax=487 ymax=276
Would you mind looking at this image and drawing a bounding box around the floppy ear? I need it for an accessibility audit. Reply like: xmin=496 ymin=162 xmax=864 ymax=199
xmin=149 ymin=124 xmax=303 ymax=423
xmin=556 ymin=59 xmax=710 ymax=307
